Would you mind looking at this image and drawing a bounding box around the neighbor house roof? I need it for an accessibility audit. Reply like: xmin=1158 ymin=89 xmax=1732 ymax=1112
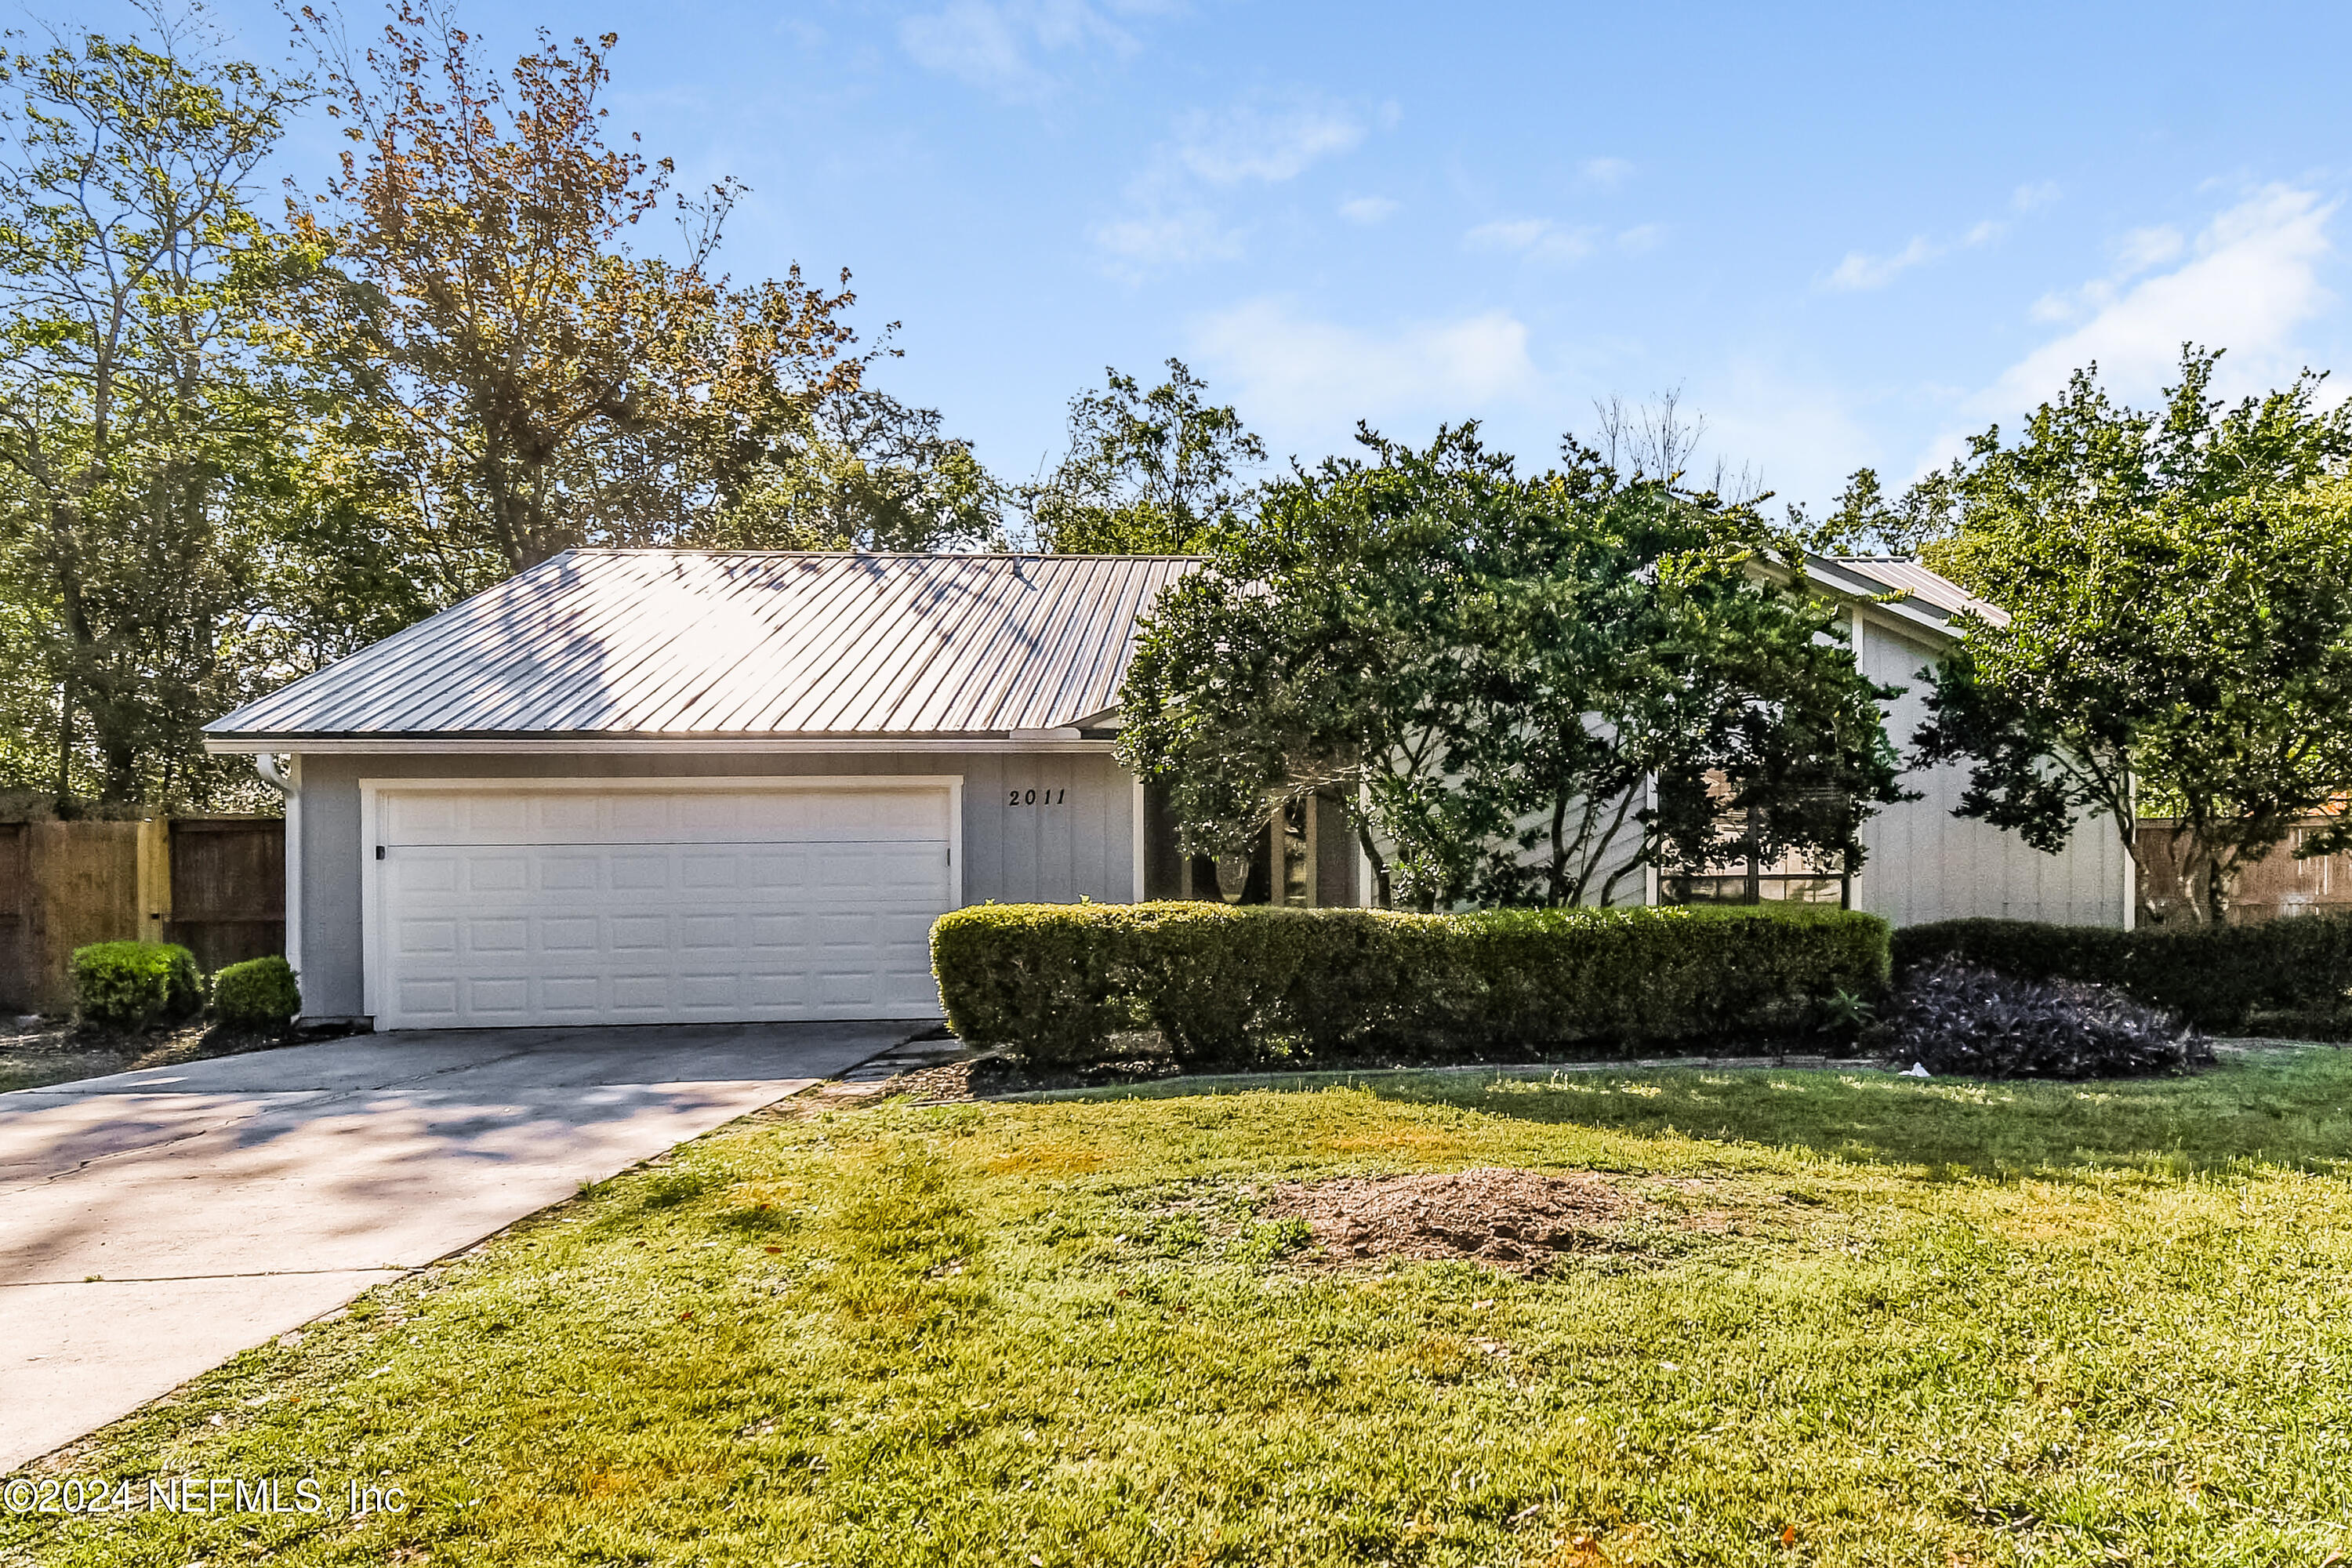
xmin=206 ymin=550 xmax=1200 ymax=745
xmin=1813 ymin=555 xmax=2009 ymax=629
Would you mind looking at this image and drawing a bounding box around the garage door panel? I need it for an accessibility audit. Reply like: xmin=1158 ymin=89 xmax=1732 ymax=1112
xmin=540 ymin=854 xmax=601 ymax=893
xmin=680 ymin=853 xmax=746 ymax=890
xmin=466 ymin=976 xmax=532 ymax=1015
xmin=374 ymin=784 xmax=956 ymax=1028
xmin=390 ymin=852 xmax=461 ymax=896
xmin=678 ymin=973 xmax=741 ymax=1007
xmin=542 ymin=975 xmax=601 ymax=1011
xmin=466 ymin=855 xmax=530 ymax=894
xmin=397 ymin=978 xmax=459 ymax=1018
xmin=470 ymin=918 xmax=529 ymax=953
xmin=610 ymin=914 xmax=672 ymax=951
xmin=611 ymin=974 xmax=672 ymax=1011
xmin=541 ymin=916 xmax=600 ymax=952
xmin=612 ymin=855 xmax=672 ymax=891
xmin=679 ymin=914 xmax=739 ymax=949
xmin=394 ymin=918 xmax=457 ymax=956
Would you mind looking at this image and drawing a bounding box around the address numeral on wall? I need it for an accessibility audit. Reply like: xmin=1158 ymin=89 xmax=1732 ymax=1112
xmin=1007 ymin=789 xmax=1066 ymax=807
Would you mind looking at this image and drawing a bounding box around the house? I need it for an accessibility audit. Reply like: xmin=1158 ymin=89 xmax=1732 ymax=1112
xmin=203 ymin=549 xmax=2127 ymax=1031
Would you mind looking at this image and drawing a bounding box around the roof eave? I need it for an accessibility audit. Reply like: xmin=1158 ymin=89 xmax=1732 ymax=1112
xmin=200 ymin=730 xmax=1120 ymax=756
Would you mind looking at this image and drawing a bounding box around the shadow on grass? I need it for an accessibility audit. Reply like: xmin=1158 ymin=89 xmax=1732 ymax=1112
xmin=1016 ymin=1044 xmax=2352 ymax=1179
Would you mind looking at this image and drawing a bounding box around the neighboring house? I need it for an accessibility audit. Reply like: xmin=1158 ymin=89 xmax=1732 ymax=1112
xmin=1793 ymin=557 xmax=2131 ymax=931
xmin=204 ymin=549 xmax=2126 ymax=1032
xmin=2134 ymin=815 xmax=2352 ymax=925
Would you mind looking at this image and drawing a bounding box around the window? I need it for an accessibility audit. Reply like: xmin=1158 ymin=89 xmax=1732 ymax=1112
xmin=1662 ymin=795 xmax=1850 ymax=909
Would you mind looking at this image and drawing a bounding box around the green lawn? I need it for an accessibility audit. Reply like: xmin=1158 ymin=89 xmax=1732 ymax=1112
xmin=9 ymin=1047 xmax=2352 ymax=1566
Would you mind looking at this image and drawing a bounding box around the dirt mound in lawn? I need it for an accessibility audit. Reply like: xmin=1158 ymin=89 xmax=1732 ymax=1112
xmin=1269 ymin=1167 xmax=1635 ymax=1273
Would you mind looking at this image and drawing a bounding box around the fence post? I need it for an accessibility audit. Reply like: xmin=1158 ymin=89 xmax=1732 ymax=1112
xmin=137 ymin=817 xmax=172 ymax=944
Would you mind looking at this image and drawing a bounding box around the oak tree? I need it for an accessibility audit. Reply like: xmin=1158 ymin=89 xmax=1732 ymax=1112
xmin=1022 ymin=359 xmax=1263 ymax=554
xmin=1909 ymin=347 xmax=2352 ymax=925
xmin=290 ymin=5 xmax=982 ymax=578
xmin=1117 ymin=425 xmax=1904 ymax=909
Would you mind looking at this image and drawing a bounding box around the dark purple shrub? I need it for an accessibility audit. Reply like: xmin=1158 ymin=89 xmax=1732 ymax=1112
xmin=1874 ymin=960 xmax=2212 ymax=1080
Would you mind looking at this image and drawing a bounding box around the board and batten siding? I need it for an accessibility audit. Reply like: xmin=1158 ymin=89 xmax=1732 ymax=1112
xmin=1850 ymin=612 xmax=2129 ymax=929
xmin=287 ymin=748 xmax=1141 ymax=1021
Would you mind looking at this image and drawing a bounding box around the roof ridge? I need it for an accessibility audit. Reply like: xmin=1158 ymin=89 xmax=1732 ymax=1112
xmin=556 ymin=548 xmax=1210 ymax=561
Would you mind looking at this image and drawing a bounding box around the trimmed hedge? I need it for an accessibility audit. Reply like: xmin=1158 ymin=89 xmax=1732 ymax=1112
xmin=211 ymin=954 xmax=300 ymax=1029
xmin=931 ymin=902 xmax=1892 ymax=1065
xmin=1892 ymin=916 xmax=2352 ymax=1032
xmin=71 ymin=941 xmax=203 ymax=1031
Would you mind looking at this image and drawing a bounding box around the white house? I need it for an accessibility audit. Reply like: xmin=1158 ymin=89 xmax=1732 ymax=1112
xmin=203 ymin=549 xmax=2125 ymax=1032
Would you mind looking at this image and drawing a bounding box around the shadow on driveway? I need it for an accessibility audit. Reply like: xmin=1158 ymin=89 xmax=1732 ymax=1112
xmin=0 ymin=1018 xmax=918 ymax=1470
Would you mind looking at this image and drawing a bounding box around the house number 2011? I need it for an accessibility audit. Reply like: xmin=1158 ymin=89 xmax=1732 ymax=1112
xmin=1007 ymin=789 xmax=1065 ymax=806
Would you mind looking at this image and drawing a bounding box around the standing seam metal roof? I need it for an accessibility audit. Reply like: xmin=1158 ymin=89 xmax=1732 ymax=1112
xmin=206 ymin=551 xmax=1202 ymax=740
xmin=1822 ymin=556 xmax=2009 ymax=627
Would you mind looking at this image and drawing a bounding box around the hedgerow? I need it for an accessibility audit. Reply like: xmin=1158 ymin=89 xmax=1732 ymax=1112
xmin=1892 ymin=916 xmax=2352 ymax=1033
xmin=931 ymin=902 xmax=1891 ymax=1065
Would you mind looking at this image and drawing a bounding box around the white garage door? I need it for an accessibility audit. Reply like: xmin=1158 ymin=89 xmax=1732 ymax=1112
xmin=365 ymin=780 xmax=957 ymax=1029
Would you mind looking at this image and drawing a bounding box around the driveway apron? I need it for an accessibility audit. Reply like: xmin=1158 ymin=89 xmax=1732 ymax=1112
xmin=0 ymin=1021 xmax=909 ymax=1471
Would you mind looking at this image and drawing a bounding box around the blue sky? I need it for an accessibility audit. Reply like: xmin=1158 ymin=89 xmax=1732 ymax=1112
xmin=121 ymin=0 xmax=2352 ymax=510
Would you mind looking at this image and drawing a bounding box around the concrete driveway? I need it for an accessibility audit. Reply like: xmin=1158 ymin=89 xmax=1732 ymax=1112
xmin=0 ymin=1020 xmax=911 ymax=1472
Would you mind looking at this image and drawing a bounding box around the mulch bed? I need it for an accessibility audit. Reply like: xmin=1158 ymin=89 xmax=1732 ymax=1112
xmin=1265 ymin=1167 xmax=1640 ymax=1273
xmin=0 ymin=1014 xmax=353 ymax=1092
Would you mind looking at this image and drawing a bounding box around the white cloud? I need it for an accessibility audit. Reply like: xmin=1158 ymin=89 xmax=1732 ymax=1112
xmin=1175 ymin=100 xmax=1365 ymax=185
xmin=898 ymin=0 xmax=1145 ymax=100
xmin=2012 ymin=180 xmax=2062 ymax=212
xmin=1192 ymin=299 xmax=1543 ymax=448
xmin=1094 ymin=91 xmax=1375 ymax=275
xmin=1579 ymin=156 xmax=1634 ymax=191
xmin=1617 ymin=223 xmax=1664 ymax=254
xmin=1828 ymin=235 xmax=1938 ymax=291
xmin=2030 ymin=224 xmax=2191 ymax=324
xmin=1827 ymin=208 xmax=2016 ymax=292
xmin=2114 ymin=223 xmax=2186 ymax=274
xmin=1466 ymin=216 xmax=1599 ymax=265
xmin=1978 ymin=184 xmax=2337 ymax=419
xmin=1091 ymin=205 xmax=1241 ymax=269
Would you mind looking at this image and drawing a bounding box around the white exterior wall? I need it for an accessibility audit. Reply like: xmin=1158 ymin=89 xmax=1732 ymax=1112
xmin=1849 ymin=611 xmax=2129 ymax=928
xmin=287 ymin=746 xmax=1141 ymax=1022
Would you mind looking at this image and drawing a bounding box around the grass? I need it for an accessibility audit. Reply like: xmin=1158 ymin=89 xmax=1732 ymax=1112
xmin=7 ymin=1046 xmax=2352 ymax=1566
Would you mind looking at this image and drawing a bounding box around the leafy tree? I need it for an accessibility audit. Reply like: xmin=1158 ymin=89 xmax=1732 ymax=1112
xmin=0 ymin=13 xmax=313 ymax=806
xmin=1022 ymin=358 xmax=1264 ymax=554
xmin=1117 ymin=425 xmax=1906 ymax=909
xmin=698 ymin=387 xmax=1005 ymax=552
xmin=1910 ymin=347 xmax=2352 ymax=925
xmin=289 ymin=4 xmax=989 ymax=576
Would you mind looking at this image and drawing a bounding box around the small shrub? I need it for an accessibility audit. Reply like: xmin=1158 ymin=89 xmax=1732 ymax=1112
xmin=931 ymin=902 xmax=1891 ymax=1065
xmin=71 ymin=941 xmax=202 ymax=1031
xmin=209 ymin=955 xmax=300 ymax=1029
xmin=1872 ymin=960 xmax=2211 ymax=1080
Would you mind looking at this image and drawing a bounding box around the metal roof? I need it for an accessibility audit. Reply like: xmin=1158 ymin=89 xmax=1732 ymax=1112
xmin=1819 ymin=555 xmax=2009 ymax=628
xmin=207 ymin=550 xmax=1200 ymax=742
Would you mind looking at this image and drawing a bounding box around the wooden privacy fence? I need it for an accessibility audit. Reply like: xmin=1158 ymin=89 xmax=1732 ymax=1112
xmin=0 ymin=817 xmax=285 ymax=1014
xmin=2135 ymin=816 xmax=2352 ymax=926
